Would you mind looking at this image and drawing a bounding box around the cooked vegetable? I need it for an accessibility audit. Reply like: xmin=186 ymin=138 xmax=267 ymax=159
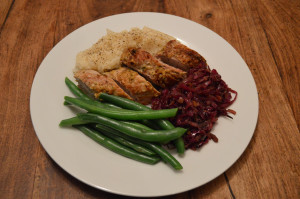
xmin=95 ymin=124 xmax=183 ymax=170
xmin=59 ymin=116 xmax=88 ymax=127
xmin=75 ymin=125 xmax=160 ymax=164
xmin=65 ymin=96 xmax=178 ymax=120
xmin=61 ymin=78 xmax=185 ymax=170
xmin=99 ymin=93 xmax=185 ymax=154
xmin=75 ymin=98 xmax=119 ymax=110
xmin=100 ymin=92 xmax=149 ymax=111
xmin=76 ymin=113 xmax=186 ymax=143
xmin=95 ymin=125 xmax=156 ymax=156
xmin=65 ymin=77 xmax=91 ymax=100
xmin=152 ymin=63 xmax=237 ymax=149
xmin=101 ymin=102 xmax=122 ymax=109
xmin=119 ymin=121 xmax=153 ymax=131
xmin=154 ymin=120 xmax=185 ymax=154
xmin=137 ymin=119 xmax=161 ymax=130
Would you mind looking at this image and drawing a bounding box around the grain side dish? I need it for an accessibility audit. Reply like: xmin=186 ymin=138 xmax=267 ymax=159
xmin=75 ymin=27 xmax=174 ymax=72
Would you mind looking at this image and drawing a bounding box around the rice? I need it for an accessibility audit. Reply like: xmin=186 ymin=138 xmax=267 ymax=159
xmin=75 ymin=27 xmax=174 ymax=73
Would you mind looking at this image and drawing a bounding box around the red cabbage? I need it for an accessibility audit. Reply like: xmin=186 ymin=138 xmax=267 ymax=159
xmin=152 ymin=62 xmax=237 ymax=150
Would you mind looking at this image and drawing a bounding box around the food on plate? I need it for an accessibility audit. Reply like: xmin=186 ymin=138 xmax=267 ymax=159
xmin=94 ymin=123 xmax=183 ymax=170
xmin=74 ymin=69 xmax=132 ymax=100
xmin=99 ymin=93 xmax=185 ymax=154
xmin=61 ymin=27 xmax=237 ymax=169
xmin=60 ymin=79 xmax=184 ymax=170
xmin=72 ymin=27 xmax=237 ymax=151
xmin=65 ymin=77 xmax=91 ymax=101
xmin=104 ymin=67 xmax=160 ymax=105
xmin=76 ymin=112 xmax=186 ymax=143
xmin=152 ymin=62 xmax=237 ymax=149
xmin=64 ymin=96 xmax=178 ymax=120
xmin=120 ymin=47 xmax=187 ymax=88
xmin=75 ymin=125 xmax=160 ymax=165
xmin=75 ymin=27 xmax=174 ymax=73
xmin=156 ymin=40 xmax=207 ymax=71
xmin=97 ymin=125 xmax=157 ymax=157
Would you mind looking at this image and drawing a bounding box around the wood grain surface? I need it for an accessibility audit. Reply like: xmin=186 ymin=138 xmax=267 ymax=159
xmin=0 ymin=0 xmax=299 ymax=198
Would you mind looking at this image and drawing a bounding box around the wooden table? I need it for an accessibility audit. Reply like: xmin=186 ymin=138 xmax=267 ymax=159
xmin=0 ymin=0 xmax=299 ymax=198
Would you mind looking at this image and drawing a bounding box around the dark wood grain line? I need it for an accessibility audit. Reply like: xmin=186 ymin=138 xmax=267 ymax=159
xmin=0 ymin=0 xmax=15 ymax=34
xmin=30 ymin=145 xmax=42 ymax=199
xmin=159 ymin=0 xmax=166 ymax=12
xmin=224 ymin=173 xmax=236 ymax=199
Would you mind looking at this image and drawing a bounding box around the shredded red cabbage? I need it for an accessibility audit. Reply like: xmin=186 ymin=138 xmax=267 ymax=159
xmin=152 ymin=62 xmax=237 ymax=150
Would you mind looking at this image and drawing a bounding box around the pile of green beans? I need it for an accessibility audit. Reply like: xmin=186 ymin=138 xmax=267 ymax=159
xmin=95 ymin=124 xmax=183 ymax=170
xmin=65 ymin=96 xmax=178 ymax=120
xmin=75 ymin=125 xmax=160 ymax=164
xmin=76 ymin=113 xmax=186 ymax=143
xmin=99 ymin=93 xmax=185 ymax=154
xmin=60 ymin=77 xmax=186 ymax=170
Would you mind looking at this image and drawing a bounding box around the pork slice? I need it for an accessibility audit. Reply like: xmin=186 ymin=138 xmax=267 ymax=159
xmin=105 ymin=67 xmax=160 ymax=105
xmin=156 ymin=40 xmax=207 ymax=71
xmin=74 ymin=69 xmax=132 ymax=100
xmin=120 ymin=47 xmax=186 ymax=88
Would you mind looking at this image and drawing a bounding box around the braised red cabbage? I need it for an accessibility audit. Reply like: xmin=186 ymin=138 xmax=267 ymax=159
xmin=152 ymin=62 xmax=237 ymax=150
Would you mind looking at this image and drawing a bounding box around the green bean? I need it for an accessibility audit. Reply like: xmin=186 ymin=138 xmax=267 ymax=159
xmin=139 ymin=119 xmax=161 ymax=129
xmin=59 ymin=117 xmax=157 ymax=156
xmin=173 ymin=137 xmax=185 ymax=154
xmin=59 ymin=116 xmax=89 ymax=127
xmin=119 ymin=121 xmax=153 ymax=131
xmin=65 ymin=77 xmax=91 ymax=100
xmin=94 ymin=103 xmax=161 ymax=129
xmin=94 ymin=124 xmax=156 ymax=156
xmin=75 ymin=125 xmax=160 ymax=165
xmin=77 ymin=113 xmax=186 ymax=143
xmin=101 ymin=102 xmax=123 ymax=109
xmin=100 ymin=93 xmax=150 ymax=111
xmin=154 ymin=120 xmax=185 ymax=154
xmin=78 ymin=98 xmax=120 ymax=110
xmin=95 ymin=124 xmax=183 ymax=170
xmin=99 ymin=93 xmax=159 ymax=127
xmin=65 ymin=96 xmax=178 ymax=120
xmin=99 ymin=93 xmax=185 ymax=154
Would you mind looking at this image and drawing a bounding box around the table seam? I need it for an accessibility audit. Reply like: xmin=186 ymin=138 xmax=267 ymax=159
xmin=0 ymin=0 xmax=15 ymax=36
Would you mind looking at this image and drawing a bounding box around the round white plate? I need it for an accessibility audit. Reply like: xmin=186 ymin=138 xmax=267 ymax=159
xmin=30 ymin=12 xmax=258 ymax=197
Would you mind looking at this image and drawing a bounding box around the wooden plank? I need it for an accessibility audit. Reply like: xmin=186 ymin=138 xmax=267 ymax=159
xmin=188 ymin=175 xmax=233 ymax=199
xmin=256 ymin=0 xmax=300 ymax=127
xmin=221 ymin=0 xmax=300 ymax=198
xmin=0 ymin=0 xmax=59 ymax=198
xmin=0 ymin=0 xmax=14 ymax=30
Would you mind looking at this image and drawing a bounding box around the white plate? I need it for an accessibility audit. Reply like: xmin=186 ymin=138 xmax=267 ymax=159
xmin=30 ymin=12 xmax=258 ymax=197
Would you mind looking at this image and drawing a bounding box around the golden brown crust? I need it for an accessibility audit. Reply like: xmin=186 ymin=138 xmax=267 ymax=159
xmin=105 ymin=67 xmax=160 ymax=105
xmin=74 ymin=69 xmax=133 ymax=100
xmin=156 ymin=40 xmax=207 ymax=71
xmin=120 ymin=47 xmax=187 ymax=88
